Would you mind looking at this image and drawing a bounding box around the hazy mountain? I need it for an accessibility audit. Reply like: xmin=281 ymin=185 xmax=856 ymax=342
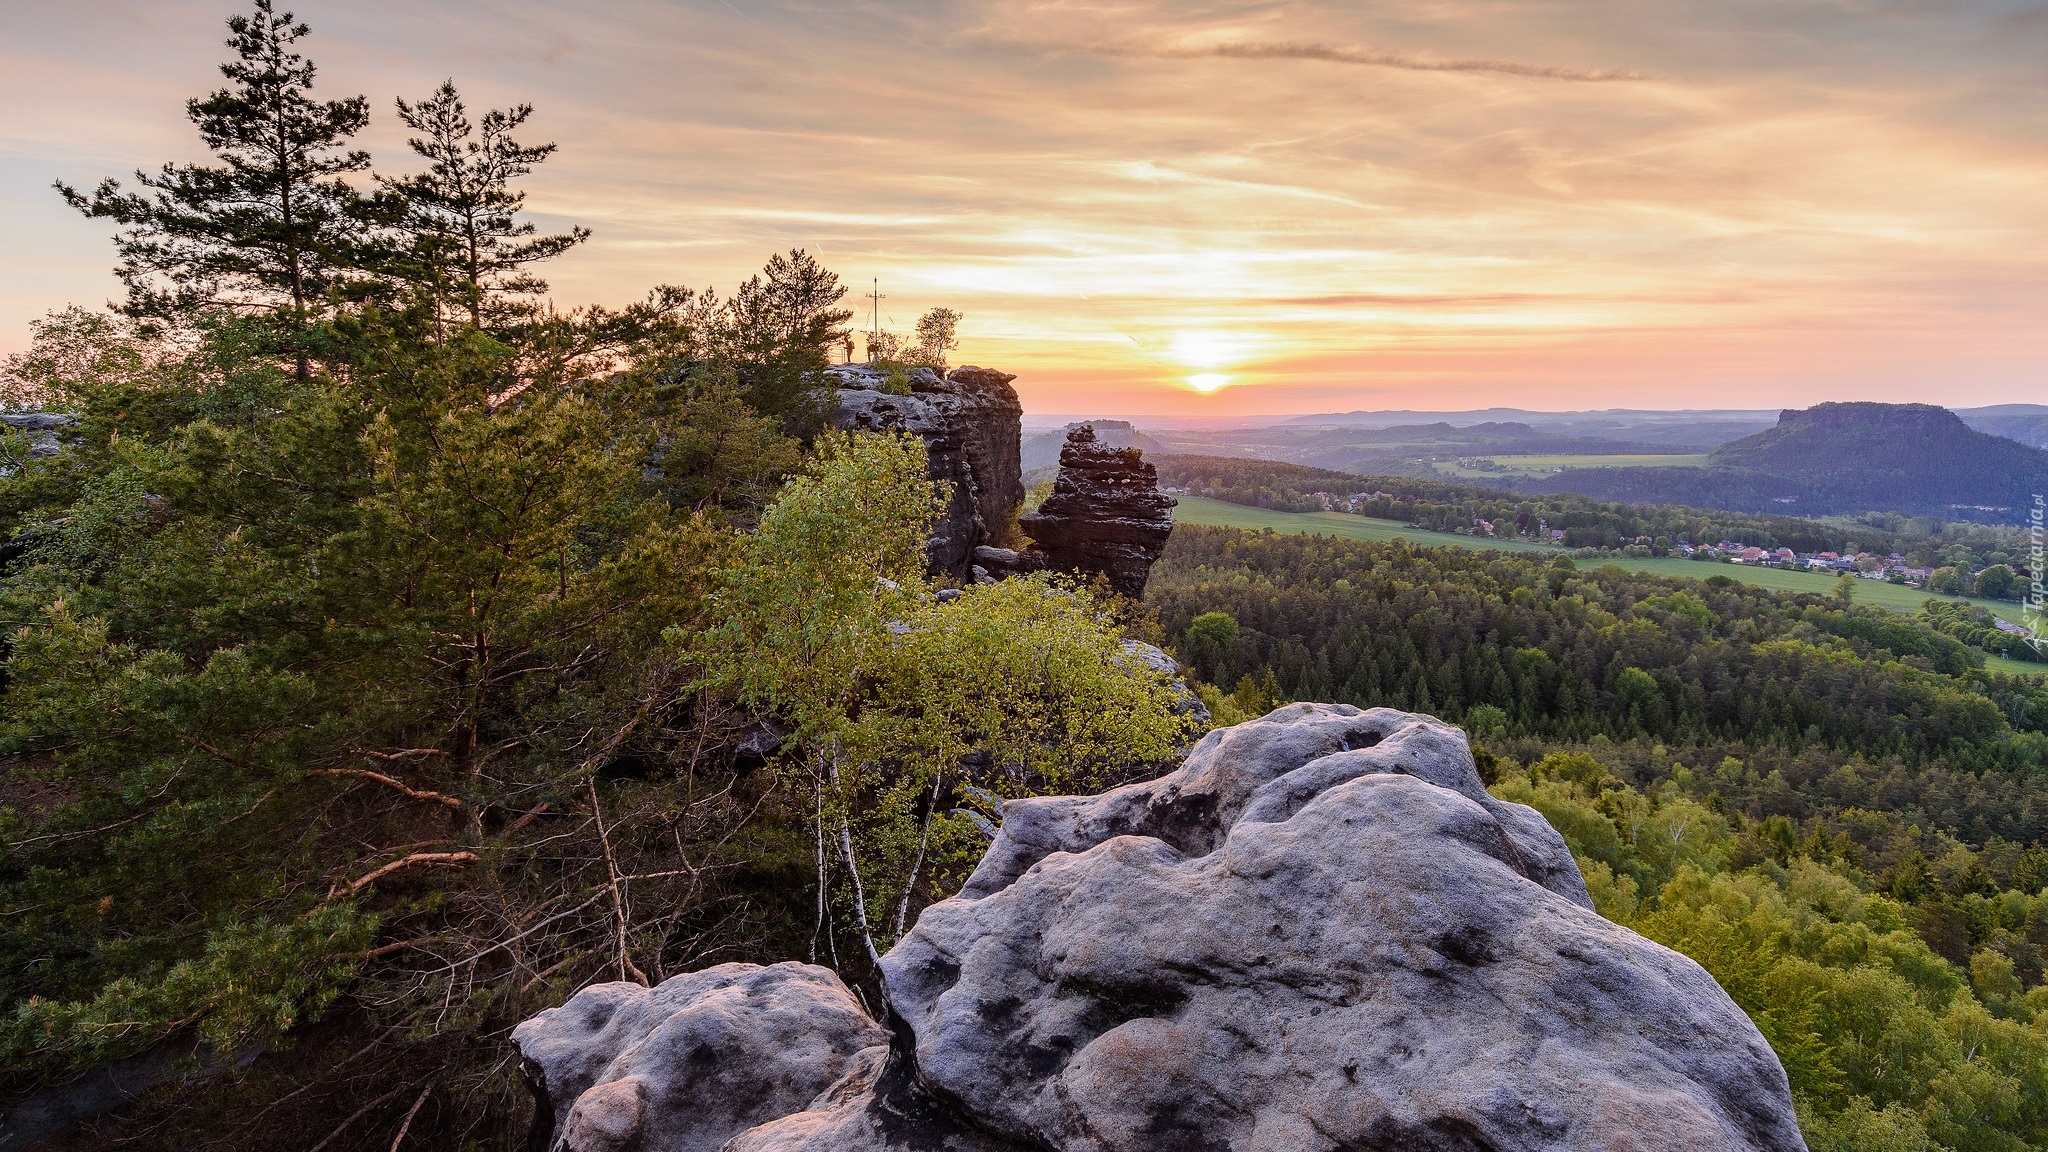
xmin=1278 ymin=407 xmax=1781 ymax=447
xmin=1957 ymin=404 xmax=2048 ymax=448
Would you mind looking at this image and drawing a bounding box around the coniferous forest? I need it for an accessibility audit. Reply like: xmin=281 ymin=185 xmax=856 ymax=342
xmin=4 ymin=4 xmax=2048 ymax=1152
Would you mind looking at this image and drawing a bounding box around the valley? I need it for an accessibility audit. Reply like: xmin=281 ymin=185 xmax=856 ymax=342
xmin=1171 ymin=495 xmax=2045 ymax=675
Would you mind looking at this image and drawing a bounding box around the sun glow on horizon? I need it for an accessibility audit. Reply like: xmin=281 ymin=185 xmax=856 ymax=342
xmin=2 ymin=1 xmax=2044 ymax=410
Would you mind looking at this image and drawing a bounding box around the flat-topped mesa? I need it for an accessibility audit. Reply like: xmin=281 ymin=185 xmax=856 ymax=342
xmin=1017 ymin=424 xmax=1175 ymax=598
xmin=826 ymin=364 xmax=1023 ymax=583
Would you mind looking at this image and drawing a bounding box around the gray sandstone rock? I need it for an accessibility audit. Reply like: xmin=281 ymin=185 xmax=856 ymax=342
xmin=517 ymin=705 xmax=1809 ymax=1152
xmin=512 ymin=962 xmax=887 ymax=1152
xmin=0 ymin=413 xmax=72 ymax=462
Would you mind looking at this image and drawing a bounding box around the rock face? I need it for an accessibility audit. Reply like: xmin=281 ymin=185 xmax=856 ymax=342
xmin=517 ymin=704 xmax=1808 ymax=1152
xmin=1017 ymin=425 xmax=1175 ymax=598
xmin=1 ymin=413 xmax=72 ymax=461
xmin=827 ymin=364 xmax=1023 ymax=583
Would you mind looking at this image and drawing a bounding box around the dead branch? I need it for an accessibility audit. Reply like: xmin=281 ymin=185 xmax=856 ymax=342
xmin=589 ymin=777 xmax=649 ymax=986
xmin=304 ymin=1085 xmax=407 ymax=1152
xmin=356 ymin=748 xmax=449 ymax=763
xmin=504 ymin=802 xmax=551 ymax=836
xmin=307 ymin=768 xmax=464 ymax=811
xmin=361 ymin=936 xmax=452 ymax=961
xmin=388 ymin=1082 xmax=434 ymax=1152
xmin=337 ymin=852 xmax=478 ymax=898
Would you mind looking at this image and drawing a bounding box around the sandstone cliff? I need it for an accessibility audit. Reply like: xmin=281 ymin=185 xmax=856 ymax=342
xmin=516 ymin=704 xmax=1808 ymax=1152
xmin=826 ymin=364 xmax=1024 ymax=584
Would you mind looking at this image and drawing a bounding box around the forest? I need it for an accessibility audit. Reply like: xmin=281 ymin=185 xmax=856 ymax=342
xmin=0 ymin=6 xmax=1184 ymax=1147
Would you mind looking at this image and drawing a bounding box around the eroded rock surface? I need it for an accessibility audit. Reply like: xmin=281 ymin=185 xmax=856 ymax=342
xmin=512 ymin=962 xmax=887 ymax=1152
xmin=827 ymin=364 xmax=1023 ymax=582
xmin=1018 ymin=425 xmax=1175 ymax=598
xmin=517 ymin=705 xmax=1808 ymax=1152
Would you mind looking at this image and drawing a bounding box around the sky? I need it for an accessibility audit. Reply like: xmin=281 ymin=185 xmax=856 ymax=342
xmin=2 ymin=1 xmax=2045 ymax=416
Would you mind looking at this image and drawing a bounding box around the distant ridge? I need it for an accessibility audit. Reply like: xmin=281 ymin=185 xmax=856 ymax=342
xmin=1020 ymin=419 xmax=1164 ymax=472
xmin=1278 ymin=407 xmax=1777 ymax=428
xmin=1528 ymin=402 xmax=2048 ymax=517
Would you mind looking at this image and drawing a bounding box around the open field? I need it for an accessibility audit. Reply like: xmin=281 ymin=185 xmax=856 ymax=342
xmin=1435 ymin=452 xmax=1712 ymax=479
xmin=1172 ymin=497 xmax=1560 ymax=553
xmin=1171 ymin=496 xmax=2045 ymax=676
xmin=1498 ymin=453 xmax=1713 ymax=470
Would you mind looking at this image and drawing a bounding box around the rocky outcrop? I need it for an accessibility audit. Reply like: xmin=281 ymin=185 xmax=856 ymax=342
xmin=827 ymin=364 xmax=1023 ymax=583
xmin=1020 ymin=420 xmax=1164 ymax=473
xmin=517 ymin=704 xmax=1808 ymax=1152
xmin=1017 ymin=425 xmax=1175 ymax=598
xmin=1 ymin=413 xmax=72 ymax=461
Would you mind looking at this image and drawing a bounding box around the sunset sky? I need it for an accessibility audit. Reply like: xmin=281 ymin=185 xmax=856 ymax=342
xmin=3 ymin=1 xmax=2045 ymax=415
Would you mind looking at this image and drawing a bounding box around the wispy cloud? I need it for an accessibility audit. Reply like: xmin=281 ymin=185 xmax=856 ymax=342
xmin=3 ymin=0 xmax=2045 ymax=413
xmin=1052 ymin=38 xmax=1654 ymax=83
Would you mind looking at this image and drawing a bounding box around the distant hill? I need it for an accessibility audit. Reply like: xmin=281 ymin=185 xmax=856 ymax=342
xmin=1529 ymin=402 xmax=2048 ymax=518
xmin=1957 ymin=404 xmax=2048 ymax=448
xmin=1021 ymin=420 xmax=1164 ymax=471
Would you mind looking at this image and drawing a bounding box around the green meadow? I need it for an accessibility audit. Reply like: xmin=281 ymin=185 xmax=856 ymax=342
xmin=1170 ymin=496 xmax=2044 ymax=676
xmin=1435 ymin=452 xmax=1712 ymax=479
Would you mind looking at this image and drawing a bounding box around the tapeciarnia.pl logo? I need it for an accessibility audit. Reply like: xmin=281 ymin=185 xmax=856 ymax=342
xmin=2027 ymin=494 xmax=2046 ymax=655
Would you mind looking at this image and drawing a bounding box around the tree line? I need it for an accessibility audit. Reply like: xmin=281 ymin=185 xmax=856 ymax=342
xmin=1154 ymin=526 xmax=2047 ymax=774
xmin=1153 ymin=523 xmax=2048 ymax=1150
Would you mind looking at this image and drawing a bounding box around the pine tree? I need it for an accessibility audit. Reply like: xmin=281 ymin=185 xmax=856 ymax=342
xmin=383 ymin=81 xmax=589 ymax=328
xmin=56 ymin=0 xmax=373 ymax=344
xmin=716 ymin=248 xmax=853 ymax=429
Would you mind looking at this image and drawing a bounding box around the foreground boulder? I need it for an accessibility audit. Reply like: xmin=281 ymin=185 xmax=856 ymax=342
xmin=517 ymin=704 xmax=1808 ymax=1152
xmin=513 ymin=963 xmax=888 ymax=1152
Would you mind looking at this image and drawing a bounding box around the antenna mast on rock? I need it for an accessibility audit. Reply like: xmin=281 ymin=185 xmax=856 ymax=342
xmin=864 ymin=278 xmax=886 ymax=361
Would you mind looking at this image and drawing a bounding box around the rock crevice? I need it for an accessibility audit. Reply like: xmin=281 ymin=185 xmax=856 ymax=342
xmin=827 ymin=378 xmax=1175 ymax=597
xmin=827 ymin=363 xmax=1025 ymax=584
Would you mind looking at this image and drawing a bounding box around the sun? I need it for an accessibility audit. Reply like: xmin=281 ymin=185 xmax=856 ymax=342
xmin=1168 ymin=331 xmax=1256 ymax=394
